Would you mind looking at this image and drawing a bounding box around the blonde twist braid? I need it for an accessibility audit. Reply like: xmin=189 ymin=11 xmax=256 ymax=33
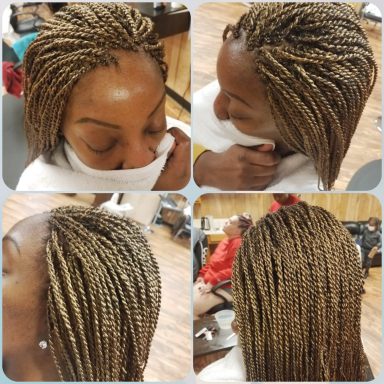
xmin=232 ymin=201 xmax=364 ymax=381
xmin=23 ymin=3 xmax=168 ymax=163
xmin=225 ymin=3 xmax=377 ymax=189
xmin=45 ymin=206 xmax=161 ymax=381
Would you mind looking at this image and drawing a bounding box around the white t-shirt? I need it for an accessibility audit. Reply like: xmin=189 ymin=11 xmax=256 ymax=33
xmin=194 ymin=80 xmax=321 ymax=191
xmin=198 ymin=346 xmax=246 ymax=382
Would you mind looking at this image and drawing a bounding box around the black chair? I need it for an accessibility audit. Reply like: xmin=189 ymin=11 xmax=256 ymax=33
xmin=193 ymin=228 xmax=208 ymax=281
xmin=9 ymin=4 xmax=45 ymax=36
xmin=344 ymin=222 xmax=362 ymax=237
xmin=206 ymin=279 xmax=233 ymax=315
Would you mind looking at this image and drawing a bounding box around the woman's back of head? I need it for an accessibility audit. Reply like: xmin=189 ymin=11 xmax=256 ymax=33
xmin=233 ymin=201 xmax=364 ymax=381
xmin=226 ymin=2 xmax=377 ymax=190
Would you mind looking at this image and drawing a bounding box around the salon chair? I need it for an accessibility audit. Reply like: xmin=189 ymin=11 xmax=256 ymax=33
xmin=9 ymin=3 xmax=45 ymax=36
xmin=173 ymin=214 xmax=191 ymax=239
xmin=193 ymin=228 xmax=209 ymax=281
xmin=206 ymin=279 xmax=233 ymax=315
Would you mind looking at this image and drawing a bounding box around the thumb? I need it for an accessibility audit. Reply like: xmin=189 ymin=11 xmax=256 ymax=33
xmin=256 ymin=144 xmax=274 ymax=152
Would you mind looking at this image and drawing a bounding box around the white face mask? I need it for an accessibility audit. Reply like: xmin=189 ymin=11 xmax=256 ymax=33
xmin=64 ymin=133 xmax=175 ymax=189
xmin=219 ymin=119 xmax=275 ymax=150
xmin=368 ymin=225 xmax=376 ymax=232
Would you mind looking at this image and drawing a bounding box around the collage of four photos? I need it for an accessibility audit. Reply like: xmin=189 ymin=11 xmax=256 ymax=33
xmin=1 ymin=1 xmax=382 ymax=383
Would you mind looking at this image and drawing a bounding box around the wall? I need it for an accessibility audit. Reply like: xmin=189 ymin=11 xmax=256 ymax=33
xmin=194 ymin=193 xmax=382 ymax=222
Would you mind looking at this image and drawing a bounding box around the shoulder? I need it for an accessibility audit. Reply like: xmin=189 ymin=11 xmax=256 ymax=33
xmin=16 ymin=155 xmax=54 ymax=191
xmin=194 ymin=80 xmax=220 ymax=104
xmin=230 ymin=236 xmax=242 ymax=247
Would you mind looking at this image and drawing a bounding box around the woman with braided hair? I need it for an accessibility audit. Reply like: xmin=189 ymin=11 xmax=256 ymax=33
xmin=16 ymin=2 xmax=190 ymax=191
xmin=193 ymin=2 xmax=377 ymax=191
xmin=3 ymin=206 xmax=161 ymax=381
xmin=199 ymin=201 xmax=366 ymax=381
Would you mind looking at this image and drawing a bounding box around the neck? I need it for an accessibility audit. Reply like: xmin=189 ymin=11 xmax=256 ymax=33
xmin=227 ymin=234 xmax=241 ymax=240
xmin=4 ymin=347 xmax=60 ymax=381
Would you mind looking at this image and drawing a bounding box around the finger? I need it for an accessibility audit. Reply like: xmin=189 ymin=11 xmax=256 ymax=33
xmin=163 ymin=138 xmax=190 ymax=178
xmin=253 ymin=175 xmax=275 ymax=187
xmin=245 ymin=163 xmax=278 ymax=177
xmin=166 ymin=141 xmax=177 ymax=159
xmin=242 ymin=148 xmax=281 ymax=166
xmin=167 ymin=127 xmax=190 ymax=144
xmin=240 ymin=175 xmax=275 ymax=190
xmin=256 ymin=143 xmax=274 ymax=152
xmin=247 ymin=144 xmax=274 ymax=152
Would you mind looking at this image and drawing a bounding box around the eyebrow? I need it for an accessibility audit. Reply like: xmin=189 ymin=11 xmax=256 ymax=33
xmin=3 ymin=234 xmax=21 ymax=256
xmin=222 ymin=89 xmax=253 ymax=109
xmin=74 ymin=91 xmax=167 ymax=130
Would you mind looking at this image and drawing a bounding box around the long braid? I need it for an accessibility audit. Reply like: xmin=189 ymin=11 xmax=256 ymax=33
xmin=233 ymin=201 xmax=364 ymax=381
xmin=45 ymin=206 xmax=161 ymax=381
xmin=225 ymin=3 xmax=377 ymax=190
xmin=23 ymin=3 xmax=168 ymax=163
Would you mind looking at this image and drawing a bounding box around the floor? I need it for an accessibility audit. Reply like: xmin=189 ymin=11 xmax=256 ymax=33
xmin=2 ymin=193 xmax=191 ymax=381
xmin=193 ymin=3 xmax=381 ymax=190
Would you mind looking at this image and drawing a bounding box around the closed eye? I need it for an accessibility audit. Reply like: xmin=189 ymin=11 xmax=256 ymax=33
xmin=230 ymin=114 xmax=250 ymax=121
xmin=146 ymin=127 xmax=166 ymax=136
xmin=82 ymin=140 xmax=116 ymax=156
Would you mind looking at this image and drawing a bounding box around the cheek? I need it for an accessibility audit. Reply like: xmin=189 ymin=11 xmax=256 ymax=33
xmin=3 ymin=276 xmax=47 ymax=353
xmin=233 ymin=110 xmax=280 ymax=140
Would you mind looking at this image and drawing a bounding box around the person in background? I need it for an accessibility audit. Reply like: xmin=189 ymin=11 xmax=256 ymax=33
xmin=361 ymin=217 xmax=381 ymax=278
xmin=193 ymin=213 xmax=253 ymax=319
xmin=268 ymin=193 xmax=301 ymax=213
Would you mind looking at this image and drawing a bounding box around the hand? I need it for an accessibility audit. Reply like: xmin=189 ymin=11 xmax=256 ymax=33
xmin=153 ymin=127 xmax=190 ymax=190
xmin=196 ymin=282 xmax=212 ymax=294
xmin=231 ymin=319 xmax=239 ymax=334
xmin=194 ymin=144 xmax=280 ymax=190
xmin=195 ymin=276 xmax=204 ymax=284
xmin=204 ymin=282 xmax=213 ymax=293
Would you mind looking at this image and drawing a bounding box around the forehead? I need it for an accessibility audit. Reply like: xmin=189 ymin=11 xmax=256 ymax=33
xmin=216 ymin=34 xmax=268 ymax=107
xmin=3 ymin=214 xmax=50 ymax=263
xmin=67 ymin=50 xmax=164 ymax=110
xmin=229 ymin=215 xmax=239 ymax=223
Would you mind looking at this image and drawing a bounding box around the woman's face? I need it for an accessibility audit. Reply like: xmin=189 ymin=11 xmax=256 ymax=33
xmin=62 ymin=50 xmax=167 ymax=170
xmin=214 ymin=33 xmax=285 ymax=148
xmin=223 ymin=215 xmax=242 ymax=237
xmin=2 ymin=214 xmax=50 ymax=356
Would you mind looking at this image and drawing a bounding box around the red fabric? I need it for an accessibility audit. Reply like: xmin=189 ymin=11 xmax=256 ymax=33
xmin=269 ymin=195 xmax=301 ymax=213
xmin=2 ymin=62 xmax=23 ymax=98
xmin=198 ymin=236 xmax=242 ymax=286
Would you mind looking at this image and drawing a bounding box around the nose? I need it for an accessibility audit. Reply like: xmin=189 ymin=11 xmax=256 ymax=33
xmin=213 ymin=90 xmax=230 ymax=120
xmin=120 ymin=142 xmax=156 ymax=170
